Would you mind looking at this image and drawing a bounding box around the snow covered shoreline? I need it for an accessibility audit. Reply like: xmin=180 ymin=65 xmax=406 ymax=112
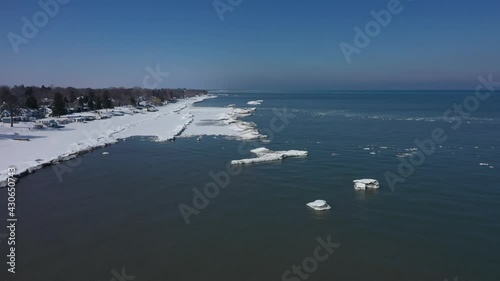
xmin=0 ymin=95 xmax=262 ymax=187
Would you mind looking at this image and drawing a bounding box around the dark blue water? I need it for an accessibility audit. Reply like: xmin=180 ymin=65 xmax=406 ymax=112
xmin=1 ymin=91 xmax=499 ymax=281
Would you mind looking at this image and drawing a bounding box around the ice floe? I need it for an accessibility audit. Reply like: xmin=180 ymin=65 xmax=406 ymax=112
xmin=353 ymin=179 xmax=380 ymax=191
xmin=479 ymin=163 xmax=489 ymax=166
xmin=231 ymin=147 xmax=308 ymax=165
xmin=102 ymin=152 xmax=109 ymax=155
xmin=306 ymin=200 xmax=331 ymax=211
xmin=247 ymin=100 xmax=263 ymax=105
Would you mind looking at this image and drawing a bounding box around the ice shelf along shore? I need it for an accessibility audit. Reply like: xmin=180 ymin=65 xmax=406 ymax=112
xmin=231 ymin=147 xmax=308 ymax=165
xmin=0 ymin=94 xmax=263 ymax=186
xmin=181 ymin=107 xmax=263 ymax=140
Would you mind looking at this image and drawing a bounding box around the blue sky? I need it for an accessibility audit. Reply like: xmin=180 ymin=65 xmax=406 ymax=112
xmin=1 ymin=0 xmax=499 ymax=90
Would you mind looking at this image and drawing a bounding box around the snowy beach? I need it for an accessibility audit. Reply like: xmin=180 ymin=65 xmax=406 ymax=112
xmin=0 ymin=95 xmax=262 ymax=186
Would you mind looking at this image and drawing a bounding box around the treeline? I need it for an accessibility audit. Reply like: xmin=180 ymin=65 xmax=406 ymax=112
xmin=0 ymin=85 xmax=208 ymax=113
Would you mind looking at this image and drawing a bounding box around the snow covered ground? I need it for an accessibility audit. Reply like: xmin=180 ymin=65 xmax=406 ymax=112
xmin=0 ymin=95 xmax=264 ymax=186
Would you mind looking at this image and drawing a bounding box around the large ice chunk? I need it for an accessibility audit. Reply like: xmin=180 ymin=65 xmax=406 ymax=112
xmin=306 ymin=200 xmax=331 ymax=211
xmin=231 ymin=147 xmax=308 ymax=165
xmin=353 ymin=179 xmax=380 ymax=190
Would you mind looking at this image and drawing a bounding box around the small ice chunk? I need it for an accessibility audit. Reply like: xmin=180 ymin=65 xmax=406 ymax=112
xmin=489 ymin=166 xmax=495 ymax=169
xmin=363 ymin=147 xmax=371 ymax=150
xmin=353 ymin=179 xmax=380 ymax=190
xmin=479 ymin=163 xmax=489 ymax=166
xmin=369 ymin=152 xmax=376 ymax=155
xmin=102 ymin=152 xmax=109 ymax=155
xmin=306 ymin=200 xmax=331 ymax=211
xmin=247 ymin=100 xmax=263 ymax=105
xmin=354 ymin=182 xmax=366 ymax=190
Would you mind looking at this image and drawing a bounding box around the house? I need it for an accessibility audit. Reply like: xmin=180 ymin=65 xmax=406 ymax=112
xmin=2 ymin=116 xmax=24 ymax=124
xmin=40 ymin=98 xmax=53 ymax=107
xmin=0 ymin=110 xmax=11 ymax=118
xmin=1 ymin=117 xmax=12 ymax=124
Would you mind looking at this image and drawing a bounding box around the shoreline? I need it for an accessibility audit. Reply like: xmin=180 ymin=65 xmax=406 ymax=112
xmin=0 ymin=94 xmax=262 ymax=187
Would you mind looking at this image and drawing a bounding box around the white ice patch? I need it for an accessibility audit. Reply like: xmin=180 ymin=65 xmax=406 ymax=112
xmin=479 ymin=163 xmax=489 ymax=166
xmin=231 ymin=147 xmax=308 ymax=165
xmin=182 ymin=106 xmax=263 ymax=140
xmin=353 ymin=179 xmax=380 ymax=190
xmin=247 ymin=100 xmax=263 ymax=105
xmin=306 ymin=200 xmax=331 ymax=211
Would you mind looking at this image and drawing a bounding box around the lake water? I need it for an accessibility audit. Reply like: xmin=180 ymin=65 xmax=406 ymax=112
xmin=1 ymin=91 xmax=499 ymax=281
